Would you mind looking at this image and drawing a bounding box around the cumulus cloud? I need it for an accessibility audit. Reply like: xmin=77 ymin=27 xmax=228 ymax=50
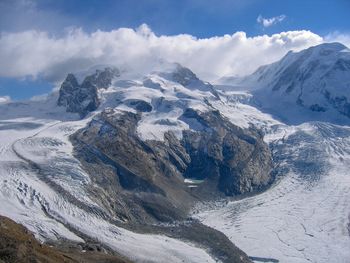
xmin=257 ymin=15 xmax=286 ymax=28
xmin=0 ymin=24 xmax=325 ymax=82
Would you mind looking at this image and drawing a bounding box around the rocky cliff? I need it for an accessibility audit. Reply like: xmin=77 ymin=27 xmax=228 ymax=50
xmin=58 ymin=67 xmax=119 ymax=117
xmin=71 ymin=106 xmax=272 ymax=224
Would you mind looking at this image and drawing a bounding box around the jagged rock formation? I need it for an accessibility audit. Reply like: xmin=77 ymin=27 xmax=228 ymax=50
xmin=57 ymin=67 xmax=119 ymax=117
xmin=169 ymin=64 xmax=220 ymax=97
xmin=181 ymin=108 xmax=272 ymax=195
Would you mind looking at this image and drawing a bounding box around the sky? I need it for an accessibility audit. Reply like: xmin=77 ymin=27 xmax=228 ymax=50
xmin=0 ymin=0 xmax=350 ymax=100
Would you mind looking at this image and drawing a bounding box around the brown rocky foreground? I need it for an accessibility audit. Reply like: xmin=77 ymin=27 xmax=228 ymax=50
xmin=0 ymin=215 xmax=131 ymax=263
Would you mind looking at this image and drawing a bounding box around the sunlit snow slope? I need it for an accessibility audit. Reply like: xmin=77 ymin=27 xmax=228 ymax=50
xmin=219 ymin=42 xmax=350 ymax=125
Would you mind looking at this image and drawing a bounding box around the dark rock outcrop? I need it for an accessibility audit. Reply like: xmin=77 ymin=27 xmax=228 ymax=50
xmin=172 ymin=64 xmax=200 ymax=86
xmin=324 ymin=90 xmax=350 ymax=118
xmin=71 ymin=110 xmax=193 ymax=224
xmin=71 ymin=107 xmax=273 ymax=224
xmin=57 ymin=73 xmax=99 ymax=117
xmin=84 ymin=67 xmax=120 ymax=90
xmin=58 ymin=67 xmax=119 ymax=117
xmin=160 ymin=64 xmax=220 ymax=98
xmin=181 ymin=108 xmax=273 ymax=196
xmin=125 ymin=99 xmax=153 ymax=112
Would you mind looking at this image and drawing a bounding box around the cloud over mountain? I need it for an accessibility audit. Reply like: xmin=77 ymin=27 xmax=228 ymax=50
xmin=0 ymin=96 xmax=10 ymax=103
xmin=0 ymin=24 xmax=326 ymax=82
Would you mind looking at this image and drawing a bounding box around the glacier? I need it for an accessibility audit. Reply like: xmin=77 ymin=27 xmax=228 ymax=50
xmin=194 ymin=91 xmax=350 ymax=263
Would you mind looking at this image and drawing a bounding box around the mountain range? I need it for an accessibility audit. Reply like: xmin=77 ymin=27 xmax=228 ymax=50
xmin=0 ymin=42 xmax=350 ymax=263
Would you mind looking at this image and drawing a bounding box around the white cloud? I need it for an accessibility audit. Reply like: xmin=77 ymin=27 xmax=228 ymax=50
xmin=324 ymin=32 xmax=350 ymax=48
xmin=257 ymin=15 xmax=286 ymax=28
xmin=0 ymin=25 xmax=326 ymax=82
xmin=0 ymin=96 xmax=11 ymax=103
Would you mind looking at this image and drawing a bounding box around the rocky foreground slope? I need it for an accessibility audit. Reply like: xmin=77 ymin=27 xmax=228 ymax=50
xmin=0 ymin=215 xmax=130 ymax=263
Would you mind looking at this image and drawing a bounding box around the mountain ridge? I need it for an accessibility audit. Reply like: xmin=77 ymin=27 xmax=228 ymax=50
xmin=219 ymin=42 xmax=350 ymax=124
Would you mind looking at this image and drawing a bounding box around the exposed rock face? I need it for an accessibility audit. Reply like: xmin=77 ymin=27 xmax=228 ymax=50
xmin=124 ymin=99 xmax=153 ymax=112
xmin=181 ymin=108 xmax=273 ymax=195
xmin=324 ymin=91 xmax=350 ymax=118
xmin=71 ymin=107 xmax=273 ymax=223
xmin=58 ymin=67 xmax=119 ymax=117
xmin=84 ymin=67 xmax=120 ymax=90
xmin=57 ymin=74 xmax=99 ymax=117
xmin=55 ymin=64 xmax=271 ymax=262
xmin=172 ymin=64 xmax=200 ymax=86
xmin=161 ymin=64 xmax=220 ymax=98
xmin=71 ymin=110 xmax=194 ymax=223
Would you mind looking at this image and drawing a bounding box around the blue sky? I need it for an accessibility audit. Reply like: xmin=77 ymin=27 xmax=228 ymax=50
xmin=0 ymin=0 xmax=349 ymax=100
xmin=2 ymin=0 xmax=350 ymax=37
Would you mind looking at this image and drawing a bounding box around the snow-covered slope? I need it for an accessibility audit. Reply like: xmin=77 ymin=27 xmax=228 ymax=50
xmin=220 ymin=42 xmax=350 ymax=124
xmin=56 ymin=63 xmax=220 ymax=141
xmin=194 ymin=110 xmax=350 ymax=262
xmin=98 ymin=66 xmax=217 ymax=141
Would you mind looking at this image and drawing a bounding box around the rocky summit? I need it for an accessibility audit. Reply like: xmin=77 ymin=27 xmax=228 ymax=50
xmin=58 ymin=67 xmax=120 ymax=117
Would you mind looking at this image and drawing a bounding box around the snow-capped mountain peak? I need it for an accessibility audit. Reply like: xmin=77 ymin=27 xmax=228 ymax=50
xmin=222 ymin=42 xmax=350 ymax=124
